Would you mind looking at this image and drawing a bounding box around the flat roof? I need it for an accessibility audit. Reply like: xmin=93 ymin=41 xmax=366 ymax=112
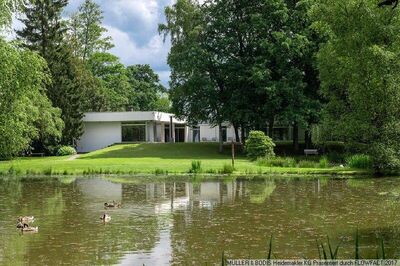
xmin=83 ymin=111 xmax=186 ymax=124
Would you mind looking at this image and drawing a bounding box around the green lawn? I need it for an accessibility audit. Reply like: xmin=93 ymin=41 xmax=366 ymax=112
xmin=0 ymin=143 xmax=367 ymax=176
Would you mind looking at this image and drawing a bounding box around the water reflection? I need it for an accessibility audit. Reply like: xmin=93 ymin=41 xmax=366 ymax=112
xmin=0 ymin=177 xmax=400 ymax=265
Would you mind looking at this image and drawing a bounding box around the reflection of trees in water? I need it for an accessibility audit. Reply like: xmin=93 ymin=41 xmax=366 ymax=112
xmin=169 ymin=179 xmax=400 ymax=262
xmin=247 ymin=180 xmax=276 ymax=204
xmin=2 ymin=178 xmax=400 ymax=264
xmin=0 ymin=179 xmax=26 ymax=265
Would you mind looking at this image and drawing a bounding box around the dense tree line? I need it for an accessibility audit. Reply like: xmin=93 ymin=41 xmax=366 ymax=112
xmin=159 ymin=0 xmax=322 ymax=152
xmin=0 ymin=0 xmax=170 ymax=158
xmin=160 ymin=0 xmax=400 ymax=172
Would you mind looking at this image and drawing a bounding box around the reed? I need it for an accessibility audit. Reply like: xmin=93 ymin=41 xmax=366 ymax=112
xmin=189 ymin=160 xmax=202 ymax=174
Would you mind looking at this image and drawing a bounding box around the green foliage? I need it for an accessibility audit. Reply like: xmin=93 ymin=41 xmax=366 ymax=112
xmin=160 ymin=0 xmax=323 ymax=146
xmin=56 ymin=146 xmax=77 ymax=156
xmin=67 ymin=0 xmax=113 ymax=61
xmin=219 ymin=164 xmax=234 ymax=174
xmin=154 ymin=168 xmax=168 ymax=175
xmin=257 ymin=157 xmax=296 ymax=168
xmin=87 ymin=52 xmax=131 ymax=111
xmin=0 ymin=39 xmax=63 ymax=159
xmin=313 ymin=0 xmax=400 ymax=174
xmin=126 ymin=64 xmax=168 ymax=112
xmin=245 ymin=131 xmax=275 ymax=160
xmin=0 ymin=0 xmax=24 ymax=27
xmin=16 ymin=0 xmax=90 ymax=146
xmin=323 ymin=141 xmax=345 ymax=154
xmin=297 ymin=160 xmax=317 ymax=168
xmin=317 ymin=237 xmax=341 ymax=260
xmin=318 ymin=156 xmax=329 ymax=168
xmin=346 ymin=154 xmax=373 ymax=169
xmin=326 ymin=151 xmax=346 ymax=164
xmin=189 ymin=160 xmax=202 ymax=173
xmin=267 ymin=235 xmax=273 ymax=260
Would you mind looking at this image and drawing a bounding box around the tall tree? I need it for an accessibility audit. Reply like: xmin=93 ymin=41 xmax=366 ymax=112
xmin=313 ymin=0 xmax=400 ymax=173
xmin=87 ymin=52 xmax=131 ymax=111
xmin=276 ymin=0 xmax=325 ymax=151
xmin=160 ymin=0 xmax=229 ymax=151
xmin=16 ymin=0 xmax=89 ymax=145
xmin=126 ymin=64 xmax=167 ymax=111
xmin=0 ymin=39 xmax=63 ymax=158
xmin=68 ymin=0 xmax=113 ymax=61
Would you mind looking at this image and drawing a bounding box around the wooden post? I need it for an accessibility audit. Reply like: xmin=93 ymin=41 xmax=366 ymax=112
xmin=231 ymin=140 xmax=235 ymax=168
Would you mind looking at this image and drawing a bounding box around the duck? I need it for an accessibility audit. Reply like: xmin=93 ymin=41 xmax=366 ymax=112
xmin=100 ymin=213 xmax=111 ymax=222
xmin=17 ymin=216 xmax=35 ymax=224
xmin=16 ymin=222 xmax=28 ymax=229
xmin=17 ymin=222 xmax=38 ymax=232
xmin=104 ymin=201 xmax=121 ymax=208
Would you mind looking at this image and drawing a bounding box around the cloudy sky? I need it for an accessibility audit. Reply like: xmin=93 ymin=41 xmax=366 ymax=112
xmin=9 ymin=0 xmax=174 ymax=87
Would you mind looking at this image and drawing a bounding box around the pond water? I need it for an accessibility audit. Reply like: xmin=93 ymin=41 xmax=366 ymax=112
xmin=0 ymin=176 xmax=400 ymax=265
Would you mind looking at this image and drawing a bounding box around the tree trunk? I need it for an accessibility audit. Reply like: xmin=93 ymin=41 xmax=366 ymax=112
xmin=240 ymin=124 xmax=246 ymax=144
xmin=268 ymin=118 xmax=274 ymax=138
xmin=305 ymin=129 xmax=312 ymax=149
xmin=293 ymin=122 xmax=299 ymax=153
xmin=233 ymin=123 xmax=240 ymax=143
xmin=218 ymin=122 xmax=223 ymax=153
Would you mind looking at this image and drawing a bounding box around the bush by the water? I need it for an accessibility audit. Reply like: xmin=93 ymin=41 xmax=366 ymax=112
xmin=346 ymin=154 xmax=372 ymax=169
xmin=245 ymin=131 xmax=275 ymax=160
xmin=220 ymin=164 xmax=234 ymax=174
xmin=189 ymin=160 xmax=202 ymax=173
xmin=318 ymin=156 xmax=329 ymax=168
xmin=56 ymin=146 xmax=77 ymax=156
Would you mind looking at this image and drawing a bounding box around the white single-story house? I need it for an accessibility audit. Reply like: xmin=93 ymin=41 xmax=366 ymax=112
xmin=76 ymin=111 xmax=237 ymax=152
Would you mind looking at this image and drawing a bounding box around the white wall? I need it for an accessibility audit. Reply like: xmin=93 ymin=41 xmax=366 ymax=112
xmin=77 ymin=122 xmax=122 ymax=152
xmin=188 ymin=124 xmax=237 ymax=142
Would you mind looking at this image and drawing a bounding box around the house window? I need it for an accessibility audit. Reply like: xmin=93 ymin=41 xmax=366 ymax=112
xmin=192 ymin=126 xmax=200 ymax=142
xmin=122 ymin=122 xmax=146 ymax=142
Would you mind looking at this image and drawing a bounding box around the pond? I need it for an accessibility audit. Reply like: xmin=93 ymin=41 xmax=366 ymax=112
xmin=0 ymin=176 xmax=400 ymax=265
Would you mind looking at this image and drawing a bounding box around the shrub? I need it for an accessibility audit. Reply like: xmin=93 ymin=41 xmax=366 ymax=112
xmin=43 ymin=168 xmax=53 ymax=176
xmin=189 ymin=160 xmax=202 ymax=173
xmin=220 ymin=164 xmax=234 ymax=174
xmin=8 ymin=166 xmax=21 ymax=175
xmin=56 ymin=146 xmax=77 ymax=156
xmin=245 ymin=131 xmax=275 ymax=160
xmin=346 ymin=154 xmax=373 ymax=169
xmin=318 ymin=156 xmax=329 ymax=168
xmin=257 ymin=157 xmax=296 ymax=167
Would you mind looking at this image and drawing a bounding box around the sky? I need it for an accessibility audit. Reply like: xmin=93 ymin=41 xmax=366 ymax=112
xmin=8 ymin=0 xmax=175 ymax=87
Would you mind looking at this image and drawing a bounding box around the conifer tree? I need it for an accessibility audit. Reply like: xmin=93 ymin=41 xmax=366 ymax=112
xmin=17 ymin=0 xmax=87 ymax=145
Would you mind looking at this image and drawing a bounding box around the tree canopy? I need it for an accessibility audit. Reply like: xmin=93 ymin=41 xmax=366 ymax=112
xmin=313 ymin=0 xmax=400 ymax=172
xmin=0 ymin=39 xmax=63 ymax=158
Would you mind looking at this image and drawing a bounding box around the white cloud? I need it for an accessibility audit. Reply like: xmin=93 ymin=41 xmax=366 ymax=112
xmin=106 ymin=24 xmax=170 ymax=70
xmin=157 ymin=70 xmax=171 ymax=87
xmin=107 ymin=0 xmax=158 ymax=26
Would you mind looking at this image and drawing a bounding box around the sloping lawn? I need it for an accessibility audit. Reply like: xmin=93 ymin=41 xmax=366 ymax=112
xmin=0 ymin=143 xmax=366 ymax=176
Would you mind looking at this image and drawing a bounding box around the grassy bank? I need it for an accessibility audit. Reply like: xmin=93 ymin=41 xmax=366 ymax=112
xmin=0 ymin=143 xmax=368 ymax=176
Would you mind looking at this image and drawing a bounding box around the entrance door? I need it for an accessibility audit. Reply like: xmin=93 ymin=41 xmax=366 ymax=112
xmin=175 ymin=128 xmax=185 ymax=142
